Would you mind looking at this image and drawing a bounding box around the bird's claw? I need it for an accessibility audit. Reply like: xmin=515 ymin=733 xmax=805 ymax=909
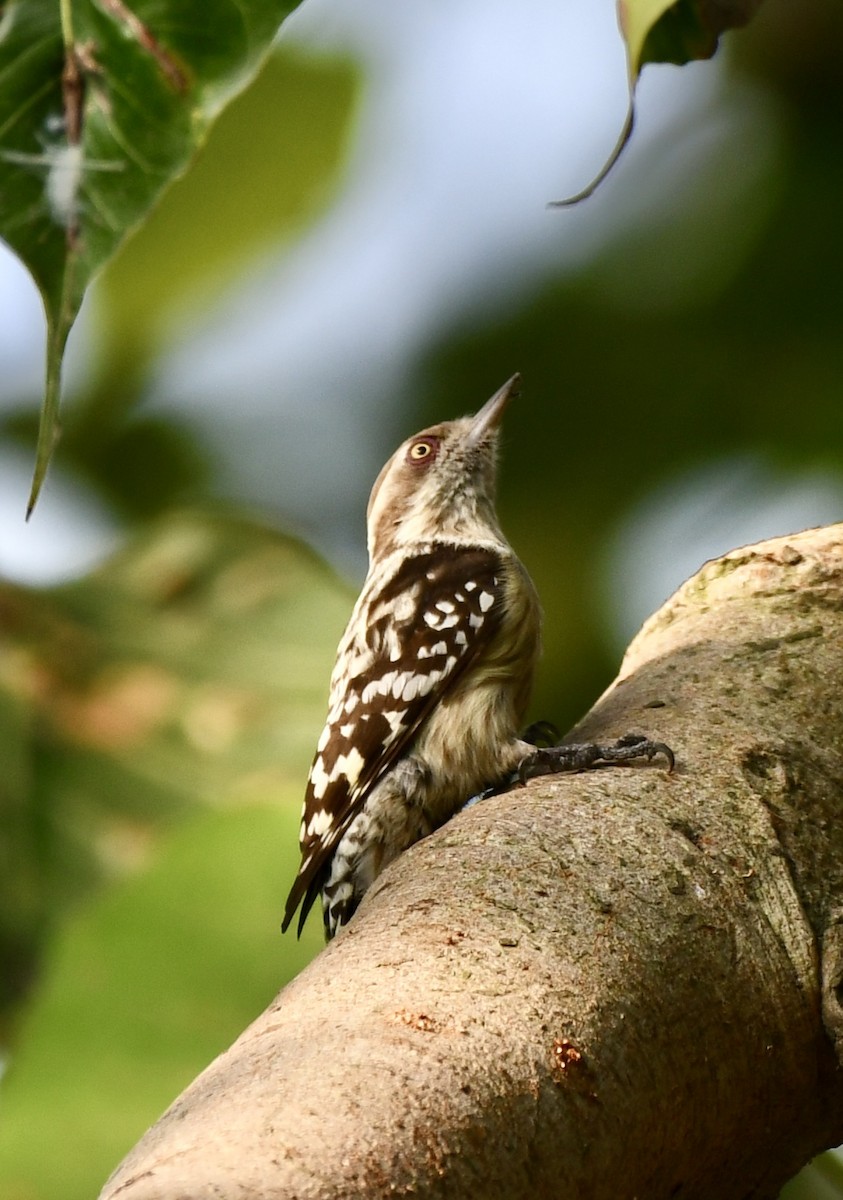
xmin=517 ymin=733 xmax=675 ymax=783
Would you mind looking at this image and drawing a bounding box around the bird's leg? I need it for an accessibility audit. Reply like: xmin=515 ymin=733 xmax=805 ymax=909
xmin=462 ymin=732 xmax=673 ymax=813
xmin=518 ymin=733 xmax=674 ymax=782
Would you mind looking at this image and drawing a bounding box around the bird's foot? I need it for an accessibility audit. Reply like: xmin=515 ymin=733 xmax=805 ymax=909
xmin=518 ymin=733 xmax=675 ymax=783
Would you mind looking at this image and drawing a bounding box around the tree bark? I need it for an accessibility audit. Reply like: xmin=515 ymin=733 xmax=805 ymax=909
xmin=100 ymin=524 xmax=843 ymax=1200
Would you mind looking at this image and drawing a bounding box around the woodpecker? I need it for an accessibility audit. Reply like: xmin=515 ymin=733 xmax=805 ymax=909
xmin=282 ymin=375 xmax=672 ymax=939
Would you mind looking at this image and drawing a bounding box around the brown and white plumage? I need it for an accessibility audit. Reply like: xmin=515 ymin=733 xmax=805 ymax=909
xmin=282 ymin=374 xmax=541 ymax=939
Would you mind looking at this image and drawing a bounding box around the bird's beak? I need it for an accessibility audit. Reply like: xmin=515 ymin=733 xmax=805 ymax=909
xmin=466 ymin=373 xmax=521 ymax=446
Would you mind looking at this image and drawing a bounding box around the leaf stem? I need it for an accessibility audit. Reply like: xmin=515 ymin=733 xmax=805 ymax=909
xmin=59 ymin=0 xmax=75 ymax=48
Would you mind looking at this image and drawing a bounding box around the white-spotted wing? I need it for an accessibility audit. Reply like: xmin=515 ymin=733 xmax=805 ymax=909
xmin=282 ymin=545 xmax=504 ymax=934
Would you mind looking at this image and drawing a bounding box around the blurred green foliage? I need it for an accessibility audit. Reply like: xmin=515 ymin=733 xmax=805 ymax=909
xmin=784 ymin=1156 xmax=843 ymax=1200
xmin=0 ymin=508 xmax=350 ymax=1017
xmin=0 ymin=803 xmax=322 ymax=1200
xmin=1 ymin=1 xmax=843 ymax=1198
xmin=0 ymin=510 xmax=347 ymax=1196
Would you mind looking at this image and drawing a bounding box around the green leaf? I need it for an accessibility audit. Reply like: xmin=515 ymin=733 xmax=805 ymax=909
xmin=555 ymin=0 xmax=767 ymax=206
xmin=0 ymin=0 xmax=302 ymax=513
xmin=619 ymin=0 xmax=766 ymax=77
xmin=619 ymin=0 xmax=685 ymax=77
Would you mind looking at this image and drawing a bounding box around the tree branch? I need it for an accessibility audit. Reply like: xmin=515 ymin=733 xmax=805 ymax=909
xmin=100 ymin=524 xmax=843 ymax=1200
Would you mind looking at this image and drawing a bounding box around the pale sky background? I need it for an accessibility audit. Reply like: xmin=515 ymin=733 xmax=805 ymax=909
xmin=1 ymin=0 xmax=841 ymax=647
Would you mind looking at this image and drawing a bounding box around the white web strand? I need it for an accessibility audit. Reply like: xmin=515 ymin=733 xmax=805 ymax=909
xmin=2 ymin=142 xmax=123 ymax=230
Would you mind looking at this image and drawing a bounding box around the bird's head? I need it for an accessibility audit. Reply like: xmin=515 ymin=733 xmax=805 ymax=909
xmin=365 ymin=374 xmax=520 ymax=560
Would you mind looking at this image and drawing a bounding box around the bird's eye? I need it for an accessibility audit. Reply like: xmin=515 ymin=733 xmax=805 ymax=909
xmin=407 ymin=438 xmax=437 ymax=465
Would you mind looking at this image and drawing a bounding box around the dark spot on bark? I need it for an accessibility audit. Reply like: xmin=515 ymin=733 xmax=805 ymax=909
xmin=745 ymin=636 xmax=782 ymax=652
xmin=742 ymin=749 xmax=776 ymax=780
xmin=666 ymin=869 xmax=687 ymax=896
xmin=668 ymin=818 xmax=703 ymax=849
